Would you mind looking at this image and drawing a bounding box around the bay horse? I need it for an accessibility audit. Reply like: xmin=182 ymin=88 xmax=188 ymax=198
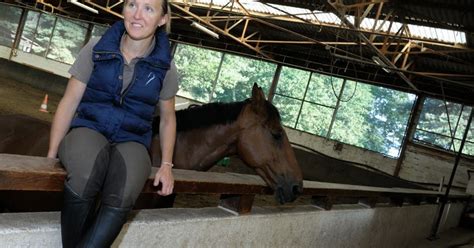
xmin=0 ymin=84 xmax=303 ymax=203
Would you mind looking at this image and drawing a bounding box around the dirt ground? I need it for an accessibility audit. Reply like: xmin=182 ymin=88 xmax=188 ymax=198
xmin=0 ymin=76 xmax=310 ymax=210
xmin=0 ymin=77 xmax=61 ymax=121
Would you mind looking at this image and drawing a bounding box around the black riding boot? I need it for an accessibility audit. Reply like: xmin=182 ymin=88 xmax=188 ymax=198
xmin=77 ymin=205 xmax=130 ymax=248
xmin=61 ymin=183 xmax=96 ymax=248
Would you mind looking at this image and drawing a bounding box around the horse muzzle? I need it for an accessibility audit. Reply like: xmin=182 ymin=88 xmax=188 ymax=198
xmin=275 ymin=180 xmax=303 ymax=204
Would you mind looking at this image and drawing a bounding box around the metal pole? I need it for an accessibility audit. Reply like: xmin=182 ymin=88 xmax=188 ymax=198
xmin=428 ymin=108 xmax=473 ymax=239
xmin=9 ymin=8 xmax=27 ymax=60
xmin=393 ymin=95 xmax=424 ymax=176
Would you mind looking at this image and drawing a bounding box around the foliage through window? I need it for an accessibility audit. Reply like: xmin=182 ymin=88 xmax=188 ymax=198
xmin=272 ymin=65 xmax=415 ymax=157
xmin=46 ymin=17 xmax=88 ymax=64
xmin=213 ymin=54 xmax=276 ymax=102
xmin=173 ymin=43 xmax=223 ymax=102
xmin=19 ymin=11 xmax=55 ymax=56
xmin=0 ymin=4 xmax=22 ymax=47
xmin=414 ymin=98 xmax=473 ymax=156
xmin=330 ymin=81 xmax=415 ymax=156
xmin=91 ymin=24 xmax=108 ymax=39
xmin=272 ymin=66 xmax=310 ymax=127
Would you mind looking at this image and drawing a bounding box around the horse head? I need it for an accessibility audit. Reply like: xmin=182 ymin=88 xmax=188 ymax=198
xmin=236 ymin=84 xmax=303 ymax=204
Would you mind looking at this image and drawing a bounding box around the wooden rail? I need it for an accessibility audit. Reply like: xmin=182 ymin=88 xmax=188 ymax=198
xmin=0 ymin=154 xmax=470 ymax=214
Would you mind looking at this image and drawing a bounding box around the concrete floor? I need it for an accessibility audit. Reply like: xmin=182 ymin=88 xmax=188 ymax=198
xmin=412 ymin=227 xmax=474 ymax=248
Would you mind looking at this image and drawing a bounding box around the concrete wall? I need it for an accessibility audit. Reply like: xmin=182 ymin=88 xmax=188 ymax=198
xmin=285 ymin=128 xmax=397 ymax=175
xmin=399 ymin=144 xmax=474 ymax=188
xmin=0 ymin=203 xmax=465 ymax=247
xmin=286 ymin=128 xmax=474 ymax=189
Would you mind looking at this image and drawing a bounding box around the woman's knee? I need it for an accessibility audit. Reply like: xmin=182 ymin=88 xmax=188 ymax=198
xmin=102 ymin=142 xmax=151 ymax=207
xmin=59 ymin=127 xmax=112 ymax=199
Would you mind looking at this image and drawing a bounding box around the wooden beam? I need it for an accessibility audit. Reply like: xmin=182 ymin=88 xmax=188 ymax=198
xmin=0 ymin=154 xmax=469 ymax=209
xmin=172 ymin=3 xmax=272 ymax=59
xmin=84 ymin=0 xmax=123 ymax=18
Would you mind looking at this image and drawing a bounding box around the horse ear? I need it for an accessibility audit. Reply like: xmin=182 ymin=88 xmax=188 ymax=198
xmin=251 ymin=83 xmax=265 ymax=103
xmin=251 ymin=83 xmax=266 ymax=113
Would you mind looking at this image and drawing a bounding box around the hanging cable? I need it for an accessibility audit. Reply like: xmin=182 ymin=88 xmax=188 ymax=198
xmin=441 ymin=82 xmax=457 ymax=152
xmin=329 ymin=30 xmax=357 ymax=103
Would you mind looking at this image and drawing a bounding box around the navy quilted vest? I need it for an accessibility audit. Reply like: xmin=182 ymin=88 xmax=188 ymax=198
xmin=71 ymin=21 xmax=171 ymax=148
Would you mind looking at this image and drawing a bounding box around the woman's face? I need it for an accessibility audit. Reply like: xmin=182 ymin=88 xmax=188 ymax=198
xmin=123 ymin=0 xmax=167 ymax=40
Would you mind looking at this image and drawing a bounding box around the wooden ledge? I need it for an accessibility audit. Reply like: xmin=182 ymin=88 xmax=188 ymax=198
xmin=0 ymin=153 xmax=470 ymax=213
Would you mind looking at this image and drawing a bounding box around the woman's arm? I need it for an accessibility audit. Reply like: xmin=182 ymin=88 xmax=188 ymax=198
xmin=153 ymin=96 xmax=176 ymax=196
xmin=47 ymin=77 xmax=86 ymax=158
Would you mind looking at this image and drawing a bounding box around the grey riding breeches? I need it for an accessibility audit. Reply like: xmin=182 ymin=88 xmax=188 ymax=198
xmin=58 ymin=127 xmax=151 ymax=208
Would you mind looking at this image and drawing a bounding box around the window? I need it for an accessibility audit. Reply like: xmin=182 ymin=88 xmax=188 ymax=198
xmin=0 ymin=4 xmax=22 ymax=47
xmin=173 ymin=43 xmax=223 ymax=102
xmin=330 ymin=82 xmax=415 ymax=156
xmin=414 ymin=98 xmax=473 ymax=156
xmin=212 ymin=54 xmax=276 ymax=102
xmin=272 ymin=66 xmax=310 ymax=127
xmin=91 ymin=24 xmax=108 ymax=39
xmin=47 ymin=16 xmax=88 ymax=64
xmin=270 ymin=63 xmax=415 ymax=157
xmin=296 ymin=73 xmax=343 ymax=136
xmin=19 ymin=11 xmax=55 ymax=56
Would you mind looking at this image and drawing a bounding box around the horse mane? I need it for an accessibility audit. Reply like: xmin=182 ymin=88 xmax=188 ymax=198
xmin=152 ymin=99 xmax=250 ymax=134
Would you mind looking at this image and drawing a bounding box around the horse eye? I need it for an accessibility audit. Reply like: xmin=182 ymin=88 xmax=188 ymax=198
xmin=271 ymin=131 xmax=283 ymax=140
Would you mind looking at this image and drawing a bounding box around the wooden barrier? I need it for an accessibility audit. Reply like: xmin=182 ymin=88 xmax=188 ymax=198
xmin=0 ymin=154 xmax=470 ymax=214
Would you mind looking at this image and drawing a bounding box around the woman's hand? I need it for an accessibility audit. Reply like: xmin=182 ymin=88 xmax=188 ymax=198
xmin=155 ymin=97 xmax=176 ymax=196
xmin=153 ymin=165 xmax=174 ymax=196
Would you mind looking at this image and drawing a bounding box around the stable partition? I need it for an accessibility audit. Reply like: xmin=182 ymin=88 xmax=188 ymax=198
xmin=0 ymin=154 xmax=470 ymax=247
xmin=0 ymin=203 xmax=466 ymax=247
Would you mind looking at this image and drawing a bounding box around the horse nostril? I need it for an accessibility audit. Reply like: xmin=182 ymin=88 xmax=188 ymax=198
xmin=292 ymin=184 xmax=302 ymax=195
xmin=277 ymin=187 xmax=285 ymax=204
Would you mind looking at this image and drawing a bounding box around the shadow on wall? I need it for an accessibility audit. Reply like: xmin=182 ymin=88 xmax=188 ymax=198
xmin=212 ymin=147 xmax=426 ymax=190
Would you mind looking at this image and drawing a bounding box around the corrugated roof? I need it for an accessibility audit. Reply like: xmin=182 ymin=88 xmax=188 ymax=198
xmin=196 ymin=0 xmax=466 ymax=44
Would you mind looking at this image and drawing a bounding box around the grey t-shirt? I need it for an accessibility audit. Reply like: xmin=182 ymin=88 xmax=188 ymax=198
xmin=69 ymin=36 xmax=179 ymax=100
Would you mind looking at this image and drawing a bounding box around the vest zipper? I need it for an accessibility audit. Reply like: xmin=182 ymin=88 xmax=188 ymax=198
xmin=120 ymin=61 xmax=140 ymax=105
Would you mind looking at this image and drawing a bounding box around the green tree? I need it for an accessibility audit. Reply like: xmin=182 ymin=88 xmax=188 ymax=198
xmin=0 ymin=5 xmax=22 ymax=47
xmin=213 ymin=54 xmax=276 ymax=102
xmin=296 ymin=73 xmax=343 ymax=136
xmin=47 ymin=17 xmax=88 ymax=64
xmin=273 ymin=66 xmax=310 ymax=128
xmin=415 ymin=98 xmax=473 ymax=155
xmin=330 ymin=81 xmax=415 ymax=156
xmin=174 ymin=43 xmax=222 ymax=102
xmin=20 ymin=11 xmax=55 ymax=56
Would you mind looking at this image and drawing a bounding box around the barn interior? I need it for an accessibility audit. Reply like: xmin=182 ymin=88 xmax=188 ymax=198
xmin=0 ymin=0 xmax=473 ymax=247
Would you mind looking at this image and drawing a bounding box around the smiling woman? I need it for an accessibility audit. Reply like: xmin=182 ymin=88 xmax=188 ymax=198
xmin=44 ymin=0 xmax=180 ymax=246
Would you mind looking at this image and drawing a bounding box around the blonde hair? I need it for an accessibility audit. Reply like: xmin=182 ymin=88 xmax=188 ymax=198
xmin=163 ymin=3 xmax=171 ymax=33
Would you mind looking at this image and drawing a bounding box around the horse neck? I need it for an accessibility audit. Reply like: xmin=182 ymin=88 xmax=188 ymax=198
xmin=173 ymin=121 xmax=240 ymax=171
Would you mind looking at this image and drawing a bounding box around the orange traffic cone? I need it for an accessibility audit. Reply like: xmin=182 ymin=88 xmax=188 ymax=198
xmin=39 ymin=94 xmax=49 ymax=113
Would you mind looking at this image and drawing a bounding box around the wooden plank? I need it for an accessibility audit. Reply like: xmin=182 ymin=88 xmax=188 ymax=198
xmin=0 ymin=154 xmax=470 ymax=201
xmin=0 ymin=154 xmax=272 ymax=194
xmin=0 ymin=154 xmax=65 ymax=191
